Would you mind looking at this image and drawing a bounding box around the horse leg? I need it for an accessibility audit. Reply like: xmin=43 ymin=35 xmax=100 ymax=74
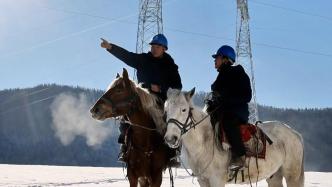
xmin=127 ymin=169 xmax=138 ymax=187
xmin=208 ymin=174 xmax=225 ymax=187
xmin=283 ymin=167 xmax=304 ymax=187
xmin=129 ymin=177 xmax=138 ymax=187
xmin=197 ymin=177 xmax=210 ymax=187
xmin=283 ymin=153 xmax=305 ymax=187
xmin=138 ymin=177 xmax=150 ymax=187
xmin=266 ymin=168 xmax=284 ymax=187
xmin=150 ymin=171 xmax=162 ymax=187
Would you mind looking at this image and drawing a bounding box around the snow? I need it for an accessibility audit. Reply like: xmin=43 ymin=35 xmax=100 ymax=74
xmin=0 ymin=164 xmax=330 ymax=187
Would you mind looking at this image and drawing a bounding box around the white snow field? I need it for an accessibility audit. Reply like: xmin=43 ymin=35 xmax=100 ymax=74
xmin=0 ymin=164 xmax=330 ymax=187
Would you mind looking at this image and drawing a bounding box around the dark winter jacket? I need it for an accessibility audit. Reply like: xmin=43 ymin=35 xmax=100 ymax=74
xmin=211 ymin=63 xmax=252 ymax=122
xmin=107 ymin=44 xmax=182 ymax=100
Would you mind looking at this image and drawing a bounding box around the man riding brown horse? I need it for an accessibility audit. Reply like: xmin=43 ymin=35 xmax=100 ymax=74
xmin=100 ymin=34 xmax=182 ymax=166
xmin=90 ymin=69 xmax=178 ymax=187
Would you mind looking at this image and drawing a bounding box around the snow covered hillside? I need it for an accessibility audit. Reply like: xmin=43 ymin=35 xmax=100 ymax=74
xmin=0 ymin=164 xmax=331 ymax=186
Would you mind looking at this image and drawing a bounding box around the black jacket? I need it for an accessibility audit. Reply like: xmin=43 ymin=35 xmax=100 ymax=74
xmin=211 ymin=64 xmax=252 ymax=121
xmin=107 ymin=44 xmax=182 ymax=100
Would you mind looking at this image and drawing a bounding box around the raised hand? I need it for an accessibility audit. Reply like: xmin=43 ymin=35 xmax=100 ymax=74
xmin=100 ymin=38 xmax=112 ymax=50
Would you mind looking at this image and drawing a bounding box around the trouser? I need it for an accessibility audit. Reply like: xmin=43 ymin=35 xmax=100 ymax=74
xmin=221 ymin=111 xmax=246 ymax=158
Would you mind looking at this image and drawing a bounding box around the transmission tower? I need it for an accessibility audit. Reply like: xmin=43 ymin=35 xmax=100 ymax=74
xmin=235 ymin=0 xmax=259 ymax=123
xmin=136 ymin=0 xmax=163 ymax=53
xmin=134 ymin=0 xmax=163 ymax=80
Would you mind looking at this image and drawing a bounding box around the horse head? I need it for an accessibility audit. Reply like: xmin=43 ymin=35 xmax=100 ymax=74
xmin=90 ymin=68 xmax=138 ymax=120
xmin=164 ymin=87 xmax=195 ymax=148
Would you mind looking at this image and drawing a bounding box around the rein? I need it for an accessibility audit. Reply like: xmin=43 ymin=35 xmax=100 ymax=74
xmin=166 ymin=105 xmax=220 ymax=135
xmin=122 ymin=119 xmax=158 ymax=131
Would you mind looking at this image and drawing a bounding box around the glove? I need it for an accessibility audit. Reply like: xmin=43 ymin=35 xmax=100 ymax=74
xmin=204 ymin=92 xmax=222 ymax=114
xmin=205 ymin=99 xmax=217 ymax=114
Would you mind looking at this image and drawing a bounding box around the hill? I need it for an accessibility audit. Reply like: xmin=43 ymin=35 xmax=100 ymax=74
xmin=0 ymin=85 xmax=331 ymax=171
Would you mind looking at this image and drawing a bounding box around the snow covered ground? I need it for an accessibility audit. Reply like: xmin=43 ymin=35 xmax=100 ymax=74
xmin=0 ymin=164 xmax=330 ymax=187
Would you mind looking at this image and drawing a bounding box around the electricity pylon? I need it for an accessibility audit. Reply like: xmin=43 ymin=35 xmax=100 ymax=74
xmin=236 ymin=0 xmax=259 ymax=123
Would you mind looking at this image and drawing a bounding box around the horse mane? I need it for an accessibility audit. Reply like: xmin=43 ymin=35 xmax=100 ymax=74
xmin=134 ymin=84 xmax=166 ymax=134
xmin=109 ymin=77 xmax=166 ymax=134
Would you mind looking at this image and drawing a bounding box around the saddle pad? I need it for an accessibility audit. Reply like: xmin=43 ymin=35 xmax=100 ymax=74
xmin=219 ymin=123 xmax=267 ymax=159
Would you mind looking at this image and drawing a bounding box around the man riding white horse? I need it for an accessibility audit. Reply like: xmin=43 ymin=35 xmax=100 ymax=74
xmin=100 ymin=34 xmax=182 ymax=166
xmin=206 ymin=45 xmax=252 ymax=171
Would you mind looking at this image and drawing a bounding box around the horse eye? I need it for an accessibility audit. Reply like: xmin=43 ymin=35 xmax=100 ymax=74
xmin=182 ymin=109 xmax=186 ymax=112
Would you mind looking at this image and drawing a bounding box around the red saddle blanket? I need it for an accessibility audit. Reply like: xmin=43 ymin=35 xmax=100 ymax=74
xmin=220 ymin=123 xmax=267 ymax=159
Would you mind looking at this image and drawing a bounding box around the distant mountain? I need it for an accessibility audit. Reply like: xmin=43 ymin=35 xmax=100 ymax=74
xmin=0 ymin=84 xmax=331 ymax=171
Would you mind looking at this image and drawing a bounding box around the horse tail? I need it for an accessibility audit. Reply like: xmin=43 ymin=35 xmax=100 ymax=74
xmin=291 ymin=124 xmax=305 ymax=187
xmin=299 ymin=134 xmax=305 ymax=187
xmin=280 ymin=121 xmax=305 ymax=187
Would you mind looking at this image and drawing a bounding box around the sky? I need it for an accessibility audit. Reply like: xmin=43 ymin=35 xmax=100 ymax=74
xmin=0 ymin=0 xmax=331 ymax=108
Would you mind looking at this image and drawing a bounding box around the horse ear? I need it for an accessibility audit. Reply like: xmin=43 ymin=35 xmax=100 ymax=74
xmin=167 ymin=88 xmax=174 ymax=98
xmin=185 ymin=87 xmax=195 ymax=101
xmin=116 ymin=73 xmax=120 ymax=78
xmin=189 ymin=87 xmax=196 ymax=97
xmin=122 ymin=68 xmax=129 ymax=80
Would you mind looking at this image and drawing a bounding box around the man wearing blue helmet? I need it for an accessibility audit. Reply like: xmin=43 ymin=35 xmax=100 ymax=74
xmin=100 ymin=34 xmax=182 ymax=165
xmin=206 ymin=45 xmax=252 ymax=171
xmin=101 ymin=34 xmax=181 ymax=100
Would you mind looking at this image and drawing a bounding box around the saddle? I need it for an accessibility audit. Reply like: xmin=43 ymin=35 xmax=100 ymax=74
xmin=218 ymin=122 xmax=272 ymax=159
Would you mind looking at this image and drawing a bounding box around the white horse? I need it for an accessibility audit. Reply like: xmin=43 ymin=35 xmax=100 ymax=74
xmin=164 ymin=88 xmax=304 ymax=187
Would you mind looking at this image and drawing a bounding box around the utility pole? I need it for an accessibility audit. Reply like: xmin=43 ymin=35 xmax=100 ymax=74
xmin=136 ymin=0 xmax=163 ymax=53
xmin=236 ymin=0 xmax=259 ymax=123
xmin=134 ymin=0 xmax=163 ymax=80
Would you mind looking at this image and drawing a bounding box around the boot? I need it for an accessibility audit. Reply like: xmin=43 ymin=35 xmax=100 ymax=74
xmin=229 ymin=155 xmax=245 ymax=171
xmin=118 ymin=144 xmax=127 ymax=163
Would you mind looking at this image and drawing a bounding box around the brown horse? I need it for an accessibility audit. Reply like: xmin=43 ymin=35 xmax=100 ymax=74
xmin=90 ymin=68 xmax=172 ymax=187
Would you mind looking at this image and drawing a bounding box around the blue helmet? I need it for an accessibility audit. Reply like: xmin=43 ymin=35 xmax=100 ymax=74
xmin=212 ymin=45 xmax=236 ymax=63
xmin=149 ymin=34 xmax=168 ymax=50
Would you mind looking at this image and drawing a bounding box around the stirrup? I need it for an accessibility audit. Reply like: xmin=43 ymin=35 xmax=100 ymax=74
xmin=227 ymin=168 xmax=245 ymax=183
xmin=229 ymin=164 xmax=244 ymax=172
xmin=117 ymin=152 xmax=127 ymax=163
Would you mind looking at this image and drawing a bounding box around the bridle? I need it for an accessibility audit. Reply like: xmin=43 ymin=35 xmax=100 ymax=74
xmin=100 ymin=87 xmax=158 ymax=131
xmin=100 ymin=88 xmax=139 ymax=116
xmin=166 ymin=105 xmax=220 ymax=135
xmin=166 ymin=108 xmax=197 ymax=136
xmin=166 ymin=105 xmax=220 ymax=177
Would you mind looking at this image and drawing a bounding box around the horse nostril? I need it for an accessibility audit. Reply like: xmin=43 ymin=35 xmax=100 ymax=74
xmin=172 ymin=135 xmax=178 ymax=143
xmin=91 ymin=107 xmax=99 ymax=114
xmin=165 ymin=135 xmax=178 ymax=145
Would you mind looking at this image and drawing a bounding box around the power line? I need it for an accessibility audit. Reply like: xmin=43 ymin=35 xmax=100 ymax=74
xmin=253 ymin=42 xmax=332 ymax=58
xmin=2 ymin=3 xmax=331 ymax=60
xmin=0 ymin=95 xmax=57 ymax=116
xmin=40 ymin=6 xmax=115 ymax=22
xmin=165 ymin=28 xmax=332 ymax=58
xmin=33 ymin=6 xmax=332 ymax=59
xmin=0 ymin=13 xmax=136 ymax=59
xmin=0 ymin=87 xmax=52 ymax=106
xmin=250 ymin=0 xmax=332 ymax=22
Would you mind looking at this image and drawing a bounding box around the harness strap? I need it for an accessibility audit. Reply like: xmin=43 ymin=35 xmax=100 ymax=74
xmin=166 ymin=105 xmax=221 ymax=136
